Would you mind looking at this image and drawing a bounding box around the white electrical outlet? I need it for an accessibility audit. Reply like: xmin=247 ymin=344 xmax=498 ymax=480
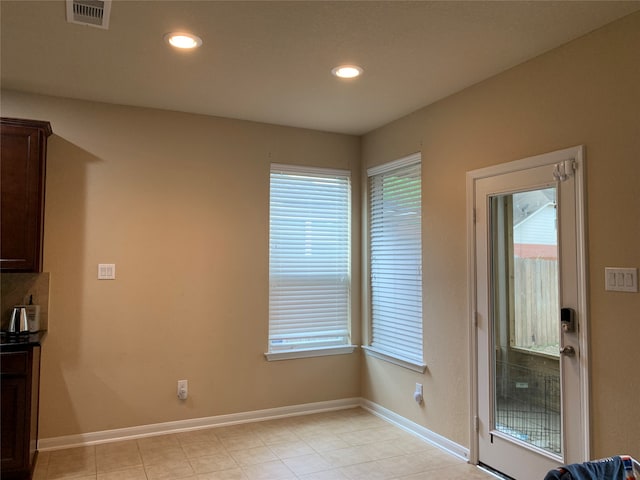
xmin=177 ymin=379 xmax=188 ymax=400
xmin=414 ymin=383 xmax=423 ymax=404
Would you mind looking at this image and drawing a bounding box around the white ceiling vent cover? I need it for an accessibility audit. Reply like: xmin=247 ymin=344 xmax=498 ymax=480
xmin=66 ymin=0 xmax=111 ymax=29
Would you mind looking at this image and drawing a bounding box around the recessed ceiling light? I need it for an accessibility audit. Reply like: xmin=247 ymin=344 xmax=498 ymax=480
xmin=164 ymin=32 xmax=203 ymax=50
xmin=331 ymin=65 xmax=363 ymax=79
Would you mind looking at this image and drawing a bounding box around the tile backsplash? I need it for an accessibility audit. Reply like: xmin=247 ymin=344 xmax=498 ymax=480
xmin=1 ymin=272 xmax=50 ymax=331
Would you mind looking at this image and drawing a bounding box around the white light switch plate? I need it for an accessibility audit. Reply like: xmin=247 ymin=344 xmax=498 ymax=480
xmin=98 ymin=263 xmax=116 ymax=280
xmin=605 ymin=267 xmax=637 ymax=292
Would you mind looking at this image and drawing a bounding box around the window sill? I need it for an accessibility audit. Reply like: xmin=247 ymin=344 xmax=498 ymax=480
xmin=362 ymin=346 xmax=427 ymax=373
xmin=265 ymin=345 xmax=358 ymax=361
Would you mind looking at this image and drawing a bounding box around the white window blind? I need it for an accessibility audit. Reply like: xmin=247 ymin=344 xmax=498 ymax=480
xmin=368 ymin=154 xmax=423 ymax=364
xmin=269 ymin=164 xmax=351 ymax=352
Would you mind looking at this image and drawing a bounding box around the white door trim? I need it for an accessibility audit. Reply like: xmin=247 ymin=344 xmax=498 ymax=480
xmin=466 ymin=145 xmax=590 ymax=466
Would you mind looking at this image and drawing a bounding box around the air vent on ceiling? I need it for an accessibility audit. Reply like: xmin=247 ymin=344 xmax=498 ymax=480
xmin=66 ymin=0 xmax=111 ymax=29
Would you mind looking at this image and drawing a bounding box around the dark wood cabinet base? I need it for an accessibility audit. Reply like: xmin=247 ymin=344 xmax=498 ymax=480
xmin=1 ymin=344 xmax=41 ymax=479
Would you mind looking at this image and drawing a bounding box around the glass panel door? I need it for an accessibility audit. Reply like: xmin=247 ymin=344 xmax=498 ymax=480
xmin=472 ymin=146 xmax=589 ymax=480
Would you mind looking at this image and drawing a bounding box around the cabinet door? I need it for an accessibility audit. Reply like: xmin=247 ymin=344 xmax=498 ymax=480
xmin=0 ymin=376 xmax=28 ymax=472
xmin=0 ymin=119 xmax=51 ymax=272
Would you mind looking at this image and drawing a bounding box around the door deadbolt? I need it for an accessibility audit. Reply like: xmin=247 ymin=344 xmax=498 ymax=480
xmin=561 ymin=307 xmax=576 ymax=333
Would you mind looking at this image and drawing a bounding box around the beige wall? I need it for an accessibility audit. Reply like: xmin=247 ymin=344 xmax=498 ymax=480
xmin=1 ymin=92 xmax=362 ymax=439
xmin=361 ymin=12 xmax=640 ymax=459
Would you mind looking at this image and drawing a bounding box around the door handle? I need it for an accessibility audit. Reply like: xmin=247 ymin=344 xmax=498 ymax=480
xmin=560 ymin=345 xmax=576 ymax=357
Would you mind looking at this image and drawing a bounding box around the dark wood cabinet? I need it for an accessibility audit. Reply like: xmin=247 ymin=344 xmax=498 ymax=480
xmin=0 ymin=345 xmax=41 ymax=479
xmin=1 ymin=118 xmax=52 ymax=272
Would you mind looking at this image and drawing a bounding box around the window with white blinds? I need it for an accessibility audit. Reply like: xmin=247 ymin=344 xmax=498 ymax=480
xmin=367 ymin=153 xmax=423 ymax=368
xmin=268 ymin=164 xmax=351 ymax=355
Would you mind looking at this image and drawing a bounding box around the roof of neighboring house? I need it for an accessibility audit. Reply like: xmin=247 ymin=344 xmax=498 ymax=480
xmin=512 ymin=189 xmax=556 ymax=227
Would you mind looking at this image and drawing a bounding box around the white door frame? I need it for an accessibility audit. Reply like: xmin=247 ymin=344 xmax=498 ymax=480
xmin=466 ymin=145 xmax=590 ymax=467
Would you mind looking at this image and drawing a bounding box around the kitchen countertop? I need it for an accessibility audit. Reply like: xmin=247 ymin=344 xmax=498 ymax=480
xmin=0 ymin=330 xmax=47 ymax=349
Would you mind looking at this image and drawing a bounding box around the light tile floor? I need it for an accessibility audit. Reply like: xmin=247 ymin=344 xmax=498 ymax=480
xmin=33 ymin=408 xmax=496 ymax=480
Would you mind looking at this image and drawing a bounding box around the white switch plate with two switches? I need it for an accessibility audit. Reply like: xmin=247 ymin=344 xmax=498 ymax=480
xmin=605 ymin=267 xmax=638 ymax=292
xmin=98 ymin=263 xmax=116 ymax=280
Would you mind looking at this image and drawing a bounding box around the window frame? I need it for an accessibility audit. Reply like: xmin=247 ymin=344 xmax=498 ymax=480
xmin=364 ymin=153 xmax=426 ymax=372
xmin=265 ymin=163 xmax=356 ymax=361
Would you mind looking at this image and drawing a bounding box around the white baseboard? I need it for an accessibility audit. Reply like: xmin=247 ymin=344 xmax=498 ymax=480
xmin=38 ymin=397 xmax=360 ymax=451
xmin=38 ymin=396 xmax=469 ymax=461
xmin=360 ymin=399 xmax=470 ymax=461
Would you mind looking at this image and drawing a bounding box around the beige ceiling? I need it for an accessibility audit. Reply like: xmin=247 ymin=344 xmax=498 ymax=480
xmin=2 ymin=1 xmax=639 ymax=135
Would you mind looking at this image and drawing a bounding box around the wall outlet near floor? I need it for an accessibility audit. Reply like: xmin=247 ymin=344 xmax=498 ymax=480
xmin=414 ymin=383 xmax=423 ymax=404
xmin=177 ymin=380 xmax=188 ymax=400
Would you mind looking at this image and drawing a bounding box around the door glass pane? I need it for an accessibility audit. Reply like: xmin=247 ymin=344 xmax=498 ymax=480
xmin=490 ymin=187 xmax=561 ymax=455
